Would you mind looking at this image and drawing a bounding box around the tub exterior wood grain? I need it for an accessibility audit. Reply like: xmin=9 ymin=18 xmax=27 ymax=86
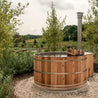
xmin=33 ymin=52 xmax=94 ymax=90
xmin=86 ymin=53 xmax=94 ymax=77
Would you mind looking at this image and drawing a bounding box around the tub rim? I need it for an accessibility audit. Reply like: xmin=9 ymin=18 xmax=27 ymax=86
xmin=33 ymin=51 xmax=93 ymax=58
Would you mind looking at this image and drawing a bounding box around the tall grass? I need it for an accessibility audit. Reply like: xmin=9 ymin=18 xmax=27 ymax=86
xmin=0 ymin=71 xmax=13 ymax=98
xmin=0 ymin=49 xmax=34 ymax=98
xmin=0 ymin=49 xmax=34 ymax=76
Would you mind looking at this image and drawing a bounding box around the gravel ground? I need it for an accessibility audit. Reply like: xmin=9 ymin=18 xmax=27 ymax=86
xmin=14 ymin=73 xmax=98 ymax=98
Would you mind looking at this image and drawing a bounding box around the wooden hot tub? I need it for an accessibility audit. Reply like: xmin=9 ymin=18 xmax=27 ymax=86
xmin=33 ymin=52 xmax=94 ymax=90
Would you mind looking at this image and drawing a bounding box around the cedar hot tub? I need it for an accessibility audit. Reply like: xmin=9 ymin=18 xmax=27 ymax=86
xmin=33 ymin=52 xmax=94 ymax=90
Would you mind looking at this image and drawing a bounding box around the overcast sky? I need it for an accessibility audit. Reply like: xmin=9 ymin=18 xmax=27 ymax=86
xmin=11 ymin=0 xmax=89 ymax=35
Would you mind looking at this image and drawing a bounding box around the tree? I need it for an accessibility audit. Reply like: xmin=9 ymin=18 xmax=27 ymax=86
xmin=21 ymin=39 xmax=26 ymax=48
xmin=83 ymin=0 xmax=98 ymax=50
xmin=0 ymin=1 xmax=29 ymax=97
xmin=0 ymin=0 xmax=29 ymax=49
xmin=42 ymin=40 xmax=46 ymax=44
xmin=23 ymin=39 xmax=26 ymax=44
xmin=0 ymin=0 xmax=29 ymax=59
xmin=13 ymin=32 xmax=22 ymax=44
xmin=34 ymin=39 xmax=37 ymax=45
xmin=42 ymin=2 xmax=66 ymax=51
xmin=63 ymin=25 xmax=77 ymax=41
xmin=41 ymin=44 xmax=43 ymax=48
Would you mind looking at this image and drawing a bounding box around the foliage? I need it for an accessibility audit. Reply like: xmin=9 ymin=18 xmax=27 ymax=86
xmin=0 ymin=0 xmax=29 ymax=49
xmin=0 ymin=50 xmax=34 ymax=76
xmin=42 ymin=2 xmax=66 ymax=51
xmin=40 ymin=44 xmax=43 ymax=48
xmin=13 ymin=32 xmax=22 ymax=45
xmin=0 ymin=71 xmax=13 ymax=98
xmin=83 ymin=0 xmax=98 ymax=63
xmin=0 ymin=2 xmax=30 ymax=97
xmin=21 ymin=39 xmax=26 ymax=47
xmin=34 ymin=39 xmax=37 ymax=45
xmin=42 ymin=40 xmax=46 ymax=44
xmin=23 ymin=39 xmax=26 ymax=44
xmin=63 ymin=25 xmax=77 ymax=41
xmin=21 ymin=34 xmax=42 ymax=40
xmin=0 ymin=50 xmax=33 ymax=98
xmin=83 ymin=0 xmax=98 ymax=50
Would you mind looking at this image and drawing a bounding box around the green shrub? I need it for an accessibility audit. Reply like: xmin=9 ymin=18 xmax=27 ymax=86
xmin=0 ymin=49 xmax=34 ymax=98
xmin=44 ymin=49 xmax=49 ymax=52
xmin=41 ymin=44 xmax=43 ymax=48
xmin=0 ymin=50 xmax=34 ymax=76
xmin=13 ymin=51 xmax=34 ymax=75
xmin=0 ymin=71 xmax=13 ymax=98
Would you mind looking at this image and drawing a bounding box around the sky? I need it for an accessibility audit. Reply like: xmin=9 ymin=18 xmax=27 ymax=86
xmin=10 ymin=0 xmax=89 ymax=35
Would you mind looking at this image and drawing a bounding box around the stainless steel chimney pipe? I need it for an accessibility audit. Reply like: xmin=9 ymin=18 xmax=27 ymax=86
xmin=77 ymin=12 xmax=83 ymax=50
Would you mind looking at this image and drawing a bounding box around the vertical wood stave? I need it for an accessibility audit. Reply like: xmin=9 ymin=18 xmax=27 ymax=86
xmin=34 ymin=52 xmax=93 ymax=89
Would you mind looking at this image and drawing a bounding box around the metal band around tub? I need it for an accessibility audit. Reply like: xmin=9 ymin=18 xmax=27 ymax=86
xmin=33 ymin=57 xmax=87 ymax=62
xmin=34 ymin=69 xmax=87 ymax=75
xmin=34 ymin=80 xmax=87 ymax=87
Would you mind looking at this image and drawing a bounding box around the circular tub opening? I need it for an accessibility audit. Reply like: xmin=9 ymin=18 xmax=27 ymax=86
xmin=35 ymin=51 xmax=68 ymax=57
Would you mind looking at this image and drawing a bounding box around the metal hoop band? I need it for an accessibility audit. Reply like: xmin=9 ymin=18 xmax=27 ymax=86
xmin=34 ymin=80 xmax=87 ymax=87
xmin=34 ymin=57 xmax=87 ymax=62
xmin=34 ymin=69 xmax=87 ymax=75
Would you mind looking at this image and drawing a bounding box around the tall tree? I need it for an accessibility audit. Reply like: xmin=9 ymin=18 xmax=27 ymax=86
xmin=0 ymin=0 xmax=29 ymax=58
xmin=42 ymin=2 xmax=66 ymax=51
xmin=63 ymin=25 xmax=77 ymax=41
xmin=83 ymin=0 xmax=98 ymax=49
xmin=0 ymin=0 xmax=29 ymax=49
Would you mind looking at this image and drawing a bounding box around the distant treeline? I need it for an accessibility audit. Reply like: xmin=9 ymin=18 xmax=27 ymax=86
xmin=22 ymin=34 xmax=42 ymax=40
xmin=13 ymin=33 xmax=42 ymax=43
xmin=63 ymin=25 xmax=85 ymax=41
xmin=14 ymin=25 xmax=86 ymax=43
